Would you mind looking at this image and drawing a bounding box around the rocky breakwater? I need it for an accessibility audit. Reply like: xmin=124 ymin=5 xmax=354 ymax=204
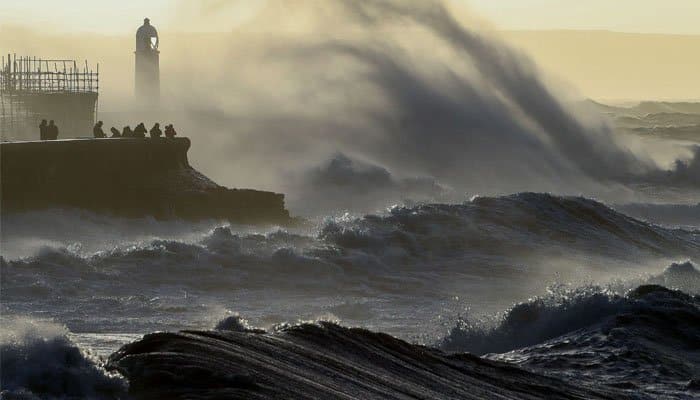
xmin=0 ymin=138 xmax=291 ymax=224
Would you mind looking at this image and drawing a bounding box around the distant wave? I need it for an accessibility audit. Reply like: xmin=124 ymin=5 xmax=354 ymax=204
xmin=3 ymin=193 xmax=698 ymax=313
xmin=5 ymin=193 xmax=699 ymax=290
xmin=290 ymin=152 xmax=450 ymax=214
xmin=616 ymin=202 xmax=700 ymax=228
xmin=3 ymin=193 xmax=699 ymax=338
xmin=0 ymin=317 xmax=126 ymax=399
xmin=320 ymin=192 xmax=700 ymax=260
xmin=627 ymin=124 xmax=700 ymax=138
xmin=615 ymin=113 xmax=700 ymax=127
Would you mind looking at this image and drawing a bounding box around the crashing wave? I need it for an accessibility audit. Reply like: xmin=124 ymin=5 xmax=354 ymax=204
xmin=440 ymin=262 xmax=700 ymax=354
xmin=0 ymin=318 xmax=126 ymax=400
xmin=646 ymin=261 xmax=700 ymax=294
xmin=106 ymin=320 xmax=621 ymax=400
xmin=214 ymin=314 xmax=266 ymax=333
xmin=320 ymin=192 xmax=700 ymax=259
xmin=105 ymin=281 xmax=700 ymax=399
xmin=3 ymin=193 xmax=699 ymax=334
xmin=440 ymin=281 xmax=700 ymax=399
xmin=4 ymin=193 xmax=698 ymax=266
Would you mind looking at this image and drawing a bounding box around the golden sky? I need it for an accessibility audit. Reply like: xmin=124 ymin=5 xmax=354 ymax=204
xmin=1 ymin=0 xmax=699 ymax=34
xmin=464 ymin=0 xmax=700 ymax=34
xmin=1 ymin=1 xmax=698 ymax=101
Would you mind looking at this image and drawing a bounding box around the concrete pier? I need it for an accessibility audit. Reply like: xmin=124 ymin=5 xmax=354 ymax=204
xmin=0 ymin=137 xmax=291 ymax=224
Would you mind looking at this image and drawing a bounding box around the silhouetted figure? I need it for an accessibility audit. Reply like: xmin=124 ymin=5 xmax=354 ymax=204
xmin=47 ymin=120 xmax=59 ymax=140
xmin=39 ymin=119 xmax=48 ymax=140
xmin=133 ymin=123 xmax=147 ymax=138
xmin=164 ymin=124 xmax=177 ymax=138
xmin=93 ymin=121 xmax=106 ymax=138
xmin=110 ymin=127 xmax=121 ymax=138
xmin=122 ymin=126 xmax=133 ymax=138
xmin=149 ymin=123 xmax=162 ymax=138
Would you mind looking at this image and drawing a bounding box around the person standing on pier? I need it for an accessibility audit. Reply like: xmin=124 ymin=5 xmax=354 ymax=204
xmin=122 ymin=126 xmax=133 ymax=137
xmin=93 ymin=121 xmax=106 ymax=138
xmin=133 ymin=123 xmax=147 ymax=138
xmin=149 ymin=123 xmax=162 ymax=138
xmin=47 ymin=120 xmax=59 ymax=140
xmin=164 ymin=124 xmax=177 ymax=138
xmin=39 ymin=119 xmax=48 ymax=140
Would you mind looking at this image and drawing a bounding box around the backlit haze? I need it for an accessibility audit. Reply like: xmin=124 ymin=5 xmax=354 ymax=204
xmin=2 ymin=0 xmax=698 ymax=103
xmin=2 ymin=3 xmax=700 ymax=398
xmin=1 ymin=0 xmax=698 ymax=204
xmin=2 ymin=0 xmax=700 ymax=35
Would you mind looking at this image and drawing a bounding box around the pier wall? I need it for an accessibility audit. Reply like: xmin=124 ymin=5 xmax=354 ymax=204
xmin=0 ymin=137 xmax=290 ymax=224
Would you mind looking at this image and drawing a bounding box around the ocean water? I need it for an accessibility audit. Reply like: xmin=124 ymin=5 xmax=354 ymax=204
xmin=4 ymin=0 xmax=700 ymax=397
xmin=2 ymin=193 xmax=699 ymax=399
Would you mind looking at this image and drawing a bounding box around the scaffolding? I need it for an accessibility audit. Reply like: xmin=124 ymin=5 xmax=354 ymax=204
xmin=1 ymin=54 xmax=99 ymax=141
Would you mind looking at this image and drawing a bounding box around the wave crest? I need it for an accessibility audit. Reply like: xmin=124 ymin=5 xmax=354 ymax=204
xmin=0 ymin=318 xmax=126 ymax=399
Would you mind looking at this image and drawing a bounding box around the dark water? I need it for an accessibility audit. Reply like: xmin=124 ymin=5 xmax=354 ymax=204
xmin=2 ymin=193 xmax=700 ymax=399
xmin=3 ymin=0 xmax=700 ymax=397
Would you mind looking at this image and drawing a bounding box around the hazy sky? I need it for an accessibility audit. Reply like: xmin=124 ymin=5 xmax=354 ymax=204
xmin=465 ymin=0 xmax=700 ymax=34
xmin=1 ymin=0 xmax=699 ymax=34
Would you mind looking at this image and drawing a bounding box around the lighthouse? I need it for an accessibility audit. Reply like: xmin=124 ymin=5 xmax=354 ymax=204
xmin=135 ymin=18 xmax=160 ymax=104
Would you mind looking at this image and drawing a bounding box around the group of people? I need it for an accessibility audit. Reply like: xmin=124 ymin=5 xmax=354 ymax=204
xmin=93 ymin=121 xmax=178 ymax=139
xmin=39 ymin=119 xmax=60 ymax=140
xmin=39 ymin=120 xmax=178 ymax=140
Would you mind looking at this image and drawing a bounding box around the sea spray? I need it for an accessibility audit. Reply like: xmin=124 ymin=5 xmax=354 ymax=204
xmin=0 ymin=317 xmax=127 ymax=399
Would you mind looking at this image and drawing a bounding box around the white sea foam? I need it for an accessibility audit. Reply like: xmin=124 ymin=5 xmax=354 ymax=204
xmin=0 ymin=317 xmax=126 ymax=399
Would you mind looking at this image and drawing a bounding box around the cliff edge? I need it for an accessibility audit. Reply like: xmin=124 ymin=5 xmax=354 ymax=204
xmin=0 ymin=138 xmax=291 ymax=224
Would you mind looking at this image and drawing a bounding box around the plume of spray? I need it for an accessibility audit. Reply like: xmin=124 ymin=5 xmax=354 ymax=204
xmin=333 ymin=0 xmax=650 ymax=179
xmin=3 ymin=0 xmax=697 ymax=214
xmin=161 ymin=0 xmax=700 ymax=215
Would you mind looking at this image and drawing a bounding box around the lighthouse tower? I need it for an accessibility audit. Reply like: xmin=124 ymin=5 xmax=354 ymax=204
xmin=135 ymin=18 xmax=160 ymax=104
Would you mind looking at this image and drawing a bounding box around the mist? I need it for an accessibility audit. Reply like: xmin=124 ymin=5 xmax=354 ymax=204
xmin=2 ymin=0 xmax=698 ymax=215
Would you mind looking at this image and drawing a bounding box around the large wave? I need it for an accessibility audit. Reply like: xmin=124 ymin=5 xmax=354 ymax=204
xmin=0 ymin=317 xmax=126 ymax=400
xmin=440 ymin=264 xmax=700 ymax=398
xmin=104 ymin=281 xmax=699 ymax=399
xmin=3 ymin=194 xmax=700 ymax=399
xmin=490 ymin=284 xmax=700 ymax=399
xmin=439 ymin=261 xmax=700 ymax=355
xmin=4 ymin=194 xmax=698 ymax=292
xmin=319 ymin=193 xmax=700 ymax=260
xmin=105 ymin=321 xmax=620 ymax=400
xmin=3 ymin=193 xmax=698 ymax=337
